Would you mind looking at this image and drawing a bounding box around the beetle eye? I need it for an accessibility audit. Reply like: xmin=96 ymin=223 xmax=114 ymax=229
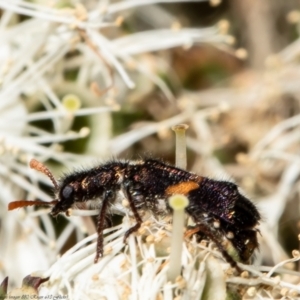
xmin=62 ymin=185 xmax=74 ymax=199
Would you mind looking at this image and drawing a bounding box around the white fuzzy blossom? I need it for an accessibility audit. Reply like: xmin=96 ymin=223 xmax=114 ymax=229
xmin=3 ymin=1 xmax=300 ymax=299
xmin=0 ymin=0 xmax=230 ymax=293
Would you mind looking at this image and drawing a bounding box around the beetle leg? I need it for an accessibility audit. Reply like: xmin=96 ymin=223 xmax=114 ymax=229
xmin=94 ymin=190 xmax=115 ymax=263
xmin=122 ymin=184 xmax=143 ymax=242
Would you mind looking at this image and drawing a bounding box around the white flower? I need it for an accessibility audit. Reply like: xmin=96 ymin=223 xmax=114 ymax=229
xmin=0 ymin=0 xmax=231 ymax=291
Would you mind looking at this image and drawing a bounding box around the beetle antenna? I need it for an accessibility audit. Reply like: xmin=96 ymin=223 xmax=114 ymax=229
xmin=30 ymin=159 xmax=59 ymax=191
xmin=8 ymin=200 xmax=58 ymax=211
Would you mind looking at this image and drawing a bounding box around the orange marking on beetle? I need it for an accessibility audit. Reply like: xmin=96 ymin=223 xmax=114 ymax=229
xmin=165 ymin=181 xmax=200 ymax=196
